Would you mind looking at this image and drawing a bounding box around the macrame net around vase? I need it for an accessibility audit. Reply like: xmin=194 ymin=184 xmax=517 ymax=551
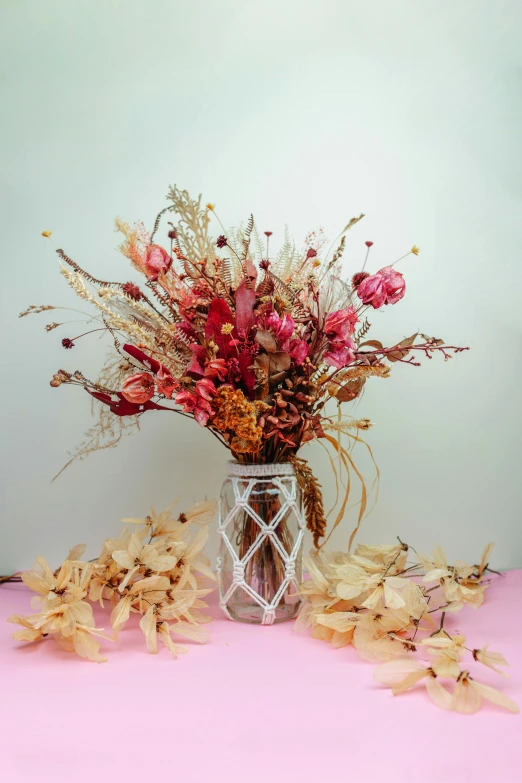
xmin=217 ymin=462 xmax=305 ymax=624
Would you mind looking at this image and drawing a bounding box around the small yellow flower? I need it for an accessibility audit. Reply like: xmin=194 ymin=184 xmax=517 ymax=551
xmin=411 ymin=245 xmax=420 ymax=256
xmin=312 ymin=259 xmax=321 ymax=268
xmin=41 ymin=230 xmax=52 ymax=238
xmin=221 ymin=322 xmax=234 ymax=335
xmin=206 ymin=203 xmax=215 ymax=211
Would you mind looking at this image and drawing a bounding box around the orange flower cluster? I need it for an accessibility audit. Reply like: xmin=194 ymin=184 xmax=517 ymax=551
xmin=210 ymin=386 xmax=264 ymax=454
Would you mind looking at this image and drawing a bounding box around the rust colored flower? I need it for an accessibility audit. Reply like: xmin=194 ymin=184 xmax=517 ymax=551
xmin=259 ymin=259 xmax=271 ymax=271
xmin=211 ymin=386 xmax=262 ymax=453
xmin=216 ymin=235 xmax=228 ymax=248
xmin=121 ymin=372 xmax=155 ymax=404
xmin=121 ymin=282 xmax=143 ymax=301
xmin=168 ymin=228 xmax=177 ymax=240
xmin=62 ymin=338 xmax=74 ymax=349
xmin=352 ymin=271 xmax=370 ymax=289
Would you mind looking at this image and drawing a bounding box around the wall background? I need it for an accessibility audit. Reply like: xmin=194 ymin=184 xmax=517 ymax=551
xmin=1 ymin=0 xmax=521 ymax=572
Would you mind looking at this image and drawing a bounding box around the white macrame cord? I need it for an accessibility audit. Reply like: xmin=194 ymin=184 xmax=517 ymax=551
xmin=217 ymin=462 xmax=305 ymax=625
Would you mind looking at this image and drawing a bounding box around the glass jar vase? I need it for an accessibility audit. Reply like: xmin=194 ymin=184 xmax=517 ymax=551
xmin=217 ymin=462 xmax=305 ymax=625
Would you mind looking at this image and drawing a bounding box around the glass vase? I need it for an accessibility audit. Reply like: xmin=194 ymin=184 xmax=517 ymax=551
xmin=217 ymin=462 xmax=305 ymax=625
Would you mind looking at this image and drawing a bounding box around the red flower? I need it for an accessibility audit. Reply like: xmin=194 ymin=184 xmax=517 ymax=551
xmin=365 ymin=241 xmax=374 ymax=248
xmin=204 ymin=358 xmax=228 ymax=381
xmin=143 ymin=245 xmax=172 ymax=280
xmin=156 ymin=367 xmax=178 ymax=399
xmin=306 ymin=248 xmax=317 ymax=259
xmin=216 ymin=235 xmax=228 ymax=248
xmin=357 ymin=266 xmax=406 ymax=308
xmin=121 ymin=373 xmax=155 ymax=404
xmin=62 ymin=338 xmax=74 ymax=349
xmin=168 ymin=228 xmax=177 ymax=240
xmin=259 ymin=259 xmax=271 ymax=271
xmin=175 ymin=378 xmax=216 ymax=427
xmin=121 ymin=282 xmax=143 ymax=301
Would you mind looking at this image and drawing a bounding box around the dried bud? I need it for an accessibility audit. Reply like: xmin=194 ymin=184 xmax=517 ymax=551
xmin=216 ymin=235 xmax=228 ymax=248
xmin=259 ymin=259 xmax=271 ymax=271
xmin=306 ymin=248 xmax=317 ymax=259
xmin=62 ymin=338 xmax=74 ymax=349
xmin=168 ymin=229 xmax=177 ymax=240
xmin=351 ymin=271 xmax=370 ymax=289
xmin=264 ymin=231 xmax=273 ymax=238
xmin=121 ymin=282 xmax=143 ymax=301
xmin=365 ymin=241 xmax=374 ymax=248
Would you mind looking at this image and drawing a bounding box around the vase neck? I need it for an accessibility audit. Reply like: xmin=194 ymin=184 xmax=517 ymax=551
xmin=227 ymin=461 xmax=295 ymax=478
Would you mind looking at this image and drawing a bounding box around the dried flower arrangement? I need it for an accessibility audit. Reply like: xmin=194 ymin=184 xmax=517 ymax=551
xmin=24 ymin=187 xmax=468 ymax=548
xmin=7 ymin=500 xmax=216 ymax=662
xmin=297 ymin=541 xmax=519 ymax=713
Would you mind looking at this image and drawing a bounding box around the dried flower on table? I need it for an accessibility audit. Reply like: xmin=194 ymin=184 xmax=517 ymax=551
xmin=296 ymin=541 xmax=519 ymax=714
xmin=7 ymin=499 xmax=217 ymax=662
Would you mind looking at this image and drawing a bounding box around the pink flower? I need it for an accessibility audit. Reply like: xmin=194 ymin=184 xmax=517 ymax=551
xmin=121 ymin=373 xmax=155 ymax=404
xmin=357 ymin=266 xmax=406 ymax=308
xmin=290 ymin=339 xmax=310 ymax=366
xmin=324 ymin=338 xmax=356 ymax=369
xmin=379 ymin=266 xmax=406 ymax=304
xmin=266 ymin=311 xmax=295 ymax=345
xmin=324 ymin=306 xmax=358 ymax=340
xmin=143 ymin=245 xmax=172 ymax=280
xmin=156 ymin=367 xmax=177 ymax=399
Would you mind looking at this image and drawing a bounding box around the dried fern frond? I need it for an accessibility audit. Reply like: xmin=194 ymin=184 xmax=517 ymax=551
xmin=53 ymin=404 xmax=140 ymax=481
xmin=166 ymin=186 xmax=214 ymax=264
xmin=356 ymin=318 xmax=371 ymax=343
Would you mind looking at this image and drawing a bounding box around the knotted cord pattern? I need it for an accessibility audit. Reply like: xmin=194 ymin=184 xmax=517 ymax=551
xmin=217 ymin=463 xmax=305 ymax=625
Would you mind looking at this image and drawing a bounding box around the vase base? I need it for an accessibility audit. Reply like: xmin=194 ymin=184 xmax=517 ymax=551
xmin=224 ymin=601 xmax=301 ymax=625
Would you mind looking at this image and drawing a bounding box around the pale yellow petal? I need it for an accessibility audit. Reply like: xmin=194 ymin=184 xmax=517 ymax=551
xmin=112 ymin=550 xmax=135 ymax=570
xmin=128 ymin=575 xmax=170 ymax=595
xmin=110 ymin=595 xmax=132 ymax=634
xmin=66 ymin=544 xmax=86 ymax=561
xmin=373 ymin=658 xmax=428 ymax=688
xmin=470 ymin=681 xmax=519 ymax=713
xmin=184 ymin=500 xmax=217 ymax=524
xmin=452 ymin=678 xmax=482 ymax=714
xmin=21 ymin=572 xmax=51 ymax=595
xmin=171 ymin=621 xmax=210 ymax=643
xmin=12 ymin=628 xmax=43 ymax=642
xmin=474 ymin=645 xmax=509 ymax=677
xmin=182 ymin=526 xmax=209 ymax=561
xmin=383 ymin=583 xmax=406 ymax=610
xmin=72 ymin=628 xmax=106 ymax=662
xmin=425 ymin=675 xmax=452 ymax=710
xmin=146 ymin=555 xmax=177 ymax=572
xmin=316 ymin=612 xmax=358 ymax=633
xmin=139 ymin=605 xmax=157 ymax=653
xmin=431 ymin=655 xmax=461 ymax=679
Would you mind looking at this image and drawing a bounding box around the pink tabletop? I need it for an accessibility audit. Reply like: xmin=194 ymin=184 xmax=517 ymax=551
xmin=1 ymin=570 xmax=521 ymax=782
